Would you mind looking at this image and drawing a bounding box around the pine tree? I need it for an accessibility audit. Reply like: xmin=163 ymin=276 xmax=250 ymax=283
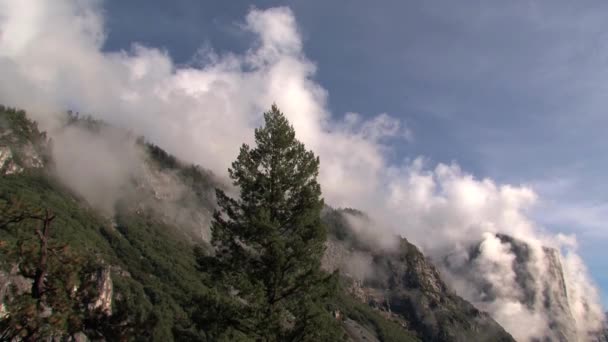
xmin=198 ymin=105 xmax=341 ymax=341
xmin=0 ymin=202 xmax=132 ymax=341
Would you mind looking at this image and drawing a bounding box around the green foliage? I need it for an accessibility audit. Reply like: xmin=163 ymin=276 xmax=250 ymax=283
xmin=197 ymin=105 xmax=342 ymax=340
xmin=331 ymin=287 xmax=420 ymax=342
xmin=65 ymin=110 xmax=108 ymax=133
xmin=0 ymin=172 xmax=209 ymax=341
xmin=322 ymin=207 xmax=369 ymax=246
xmin=0 ymin=105 xmax=50 ymax=174
xmin=144 ymin=141 xmax=217 ymax=211
xmin=0 ymin=202 xmax=115 ymax=340
xmin=0 ymin=105 xmax=47 ymax=146
xmin=145 ymin=142 xmax=180 ymax=170
xmin=0 ymin=106 xmax=221 ymax=340
xmin=0 ymin=172 xmax=115 ymax=259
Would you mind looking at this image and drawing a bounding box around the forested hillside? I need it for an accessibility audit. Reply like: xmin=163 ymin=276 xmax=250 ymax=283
xmin=0 ymin=105 xmax=514 ymax=341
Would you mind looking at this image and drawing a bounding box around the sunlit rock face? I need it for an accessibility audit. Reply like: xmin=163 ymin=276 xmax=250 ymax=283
xmin=0 ymin=126 xmax=45 ymax=176
xmin=440 ymin=233 xmax=604 ymax=342
xmin=88 ymin=267 xmax=113 ymax=316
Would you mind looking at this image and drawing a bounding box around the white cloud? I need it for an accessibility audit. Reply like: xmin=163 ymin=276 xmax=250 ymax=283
xmin=0 ymin=1 xmax=603 ymax=340
xmin=562 ymin=250 xmax=606 ymax=340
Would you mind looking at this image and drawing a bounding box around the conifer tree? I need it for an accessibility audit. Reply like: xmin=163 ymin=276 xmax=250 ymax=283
xmin=199 ymin=105 xmax=340 ymax=341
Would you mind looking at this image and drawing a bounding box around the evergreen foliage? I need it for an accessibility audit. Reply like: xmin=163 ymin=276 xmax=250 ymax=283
xmin=197 ymin=105 xmax=342 ymax=341
xmin=0 ymin=202 xmax=116 ymax=340
xmin=331 ymin=288 xmax=420 ymax=342
xmin=0 ymin=105 xmax=47 ymax=146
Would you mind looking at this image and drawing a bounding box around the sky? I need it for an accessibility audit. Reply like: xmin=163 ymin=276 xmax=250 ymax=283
xmin=99 ymin=0 xmax=608 ymax=307
xmin=0 ymin=0 xmax=606 ymax=334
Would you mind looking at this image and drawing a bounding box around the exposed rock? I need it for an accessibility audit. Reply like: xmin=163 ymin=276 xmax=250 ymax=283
xmin=39 ymin=302 xmax=53 ymax=318
xmin=127 ymin=158 xmax=215 ymax=242
xmin=21 ymin=142 xmax=44 ymax=168
xmin=0 ymin=126 xmax=44 ymax=175
xmin=322 ymin=208 xmax=515 ymax=341
xmin=0 ymin=146 xmax=23 ymax=175
xmin=322 ymin=237 xmax=373 ymax=279
xmin=343 ymin=318 xmax=381 ymax=342
xmin=88 ymin=267 xmax=113 ymax=315
xmin=441 ymin=233 xmax=602 ymax=342
xmin=70 ymin=331 xmax=90 ymax=342
xmin=0 ymin=265 xmax=33 ymax=318
xmin=322 ymin=233 xmax=514 ymax=341
xmin=0 ymin=146 xmax=12 ymax=169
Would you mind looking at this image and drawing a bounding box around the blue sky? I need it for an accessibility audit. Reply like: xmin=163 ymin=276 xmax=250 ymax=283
xmin=99 ymin=0 xmax=608 ymax=306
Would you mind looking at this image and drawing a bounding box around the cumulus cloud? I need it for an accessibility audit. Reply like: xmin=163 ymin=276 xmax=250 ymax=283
xmin=0 ymin=0 xmax=603 ymax=340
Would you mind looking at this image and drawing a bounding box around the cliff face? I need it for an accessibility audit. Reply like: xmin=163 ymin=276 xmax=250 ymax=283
xmin=441 ymin=233 xmax=604 ymax=342
xmin=322 ymin=209 xmax=515 ymax=342
xmin=0 ymin=108 xmax=46 ymax=175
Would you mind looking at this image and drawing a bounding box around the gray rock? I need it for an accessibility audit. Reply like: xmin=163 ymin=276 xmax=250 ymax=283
xmin=88 ymin=267 xmax=113 ymax=315
xmin=322 ymin=208 xmax=515 ymax=342
xmin=71 ymin=332 xmax=90 ymax=342
xmin=0 ymin=265 xmax=33 ymax=318
xmin=343 ymin=318 xmax=381 ymax=342
xmin=442 ymin=233 xmax=601 ymax=341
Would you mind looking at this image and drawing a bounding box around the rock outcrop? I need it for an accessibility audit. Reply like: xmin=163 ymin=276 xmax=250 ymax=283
xmin=0 ymin=109 xmax=46 ymax=176
xmin=0 ymin=265 xmax=33 ymax=318
xmin=88 ymin=267 xmax=113 ymax=316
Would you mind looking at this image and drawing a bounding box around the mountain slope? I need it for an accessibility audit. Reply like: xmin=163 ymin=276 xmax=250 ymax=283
xmin=0 ymin=107 xmax=217 ymax=340
xmin=322 ymin=209 xmax=514 ymax=342
xmin=0 ymin=106 xmax=514 ymax=341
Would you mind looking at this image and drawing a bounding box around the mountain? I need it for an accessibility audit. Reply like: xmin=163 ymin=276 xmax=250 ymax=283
xmin=322 ymin=209 xmax=514 ymax=342
xmin=441 ymin=232 xmax=607 ymax=341
xmin=0 ymin=107 xmax=221 ymax=340
xmin=0 ymin=106 xmax=515 ymax=341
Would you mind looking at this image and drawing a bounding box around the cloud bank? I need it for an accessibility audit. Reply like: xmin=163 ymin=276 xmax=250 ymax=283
xmin=0 ymin=0 xmax=603 ymax=340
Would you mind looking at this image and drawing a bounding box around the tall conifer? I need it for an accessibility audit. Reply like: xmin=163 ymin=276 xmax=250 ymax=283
xmin=203 ymin=105 xmax=339 ymax=340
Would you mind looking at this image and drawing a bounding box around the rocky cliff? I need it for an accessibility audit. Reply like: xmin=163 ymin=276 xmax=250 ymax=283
xmin=441 ymin=232 xmax=605 ymax=341
xmin=322 ymin=208 xmax=515 ymax=342
xmin=0 ymin=107 xmax=46 ymax=176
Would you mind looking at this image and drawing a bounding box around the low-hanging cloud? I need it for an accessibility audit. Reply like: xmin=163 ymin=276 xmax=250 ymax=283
xmin=0 ymin=1 xmax=604 ymax=340
xmin=51 ymin=123 xmax=144 ymax=215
